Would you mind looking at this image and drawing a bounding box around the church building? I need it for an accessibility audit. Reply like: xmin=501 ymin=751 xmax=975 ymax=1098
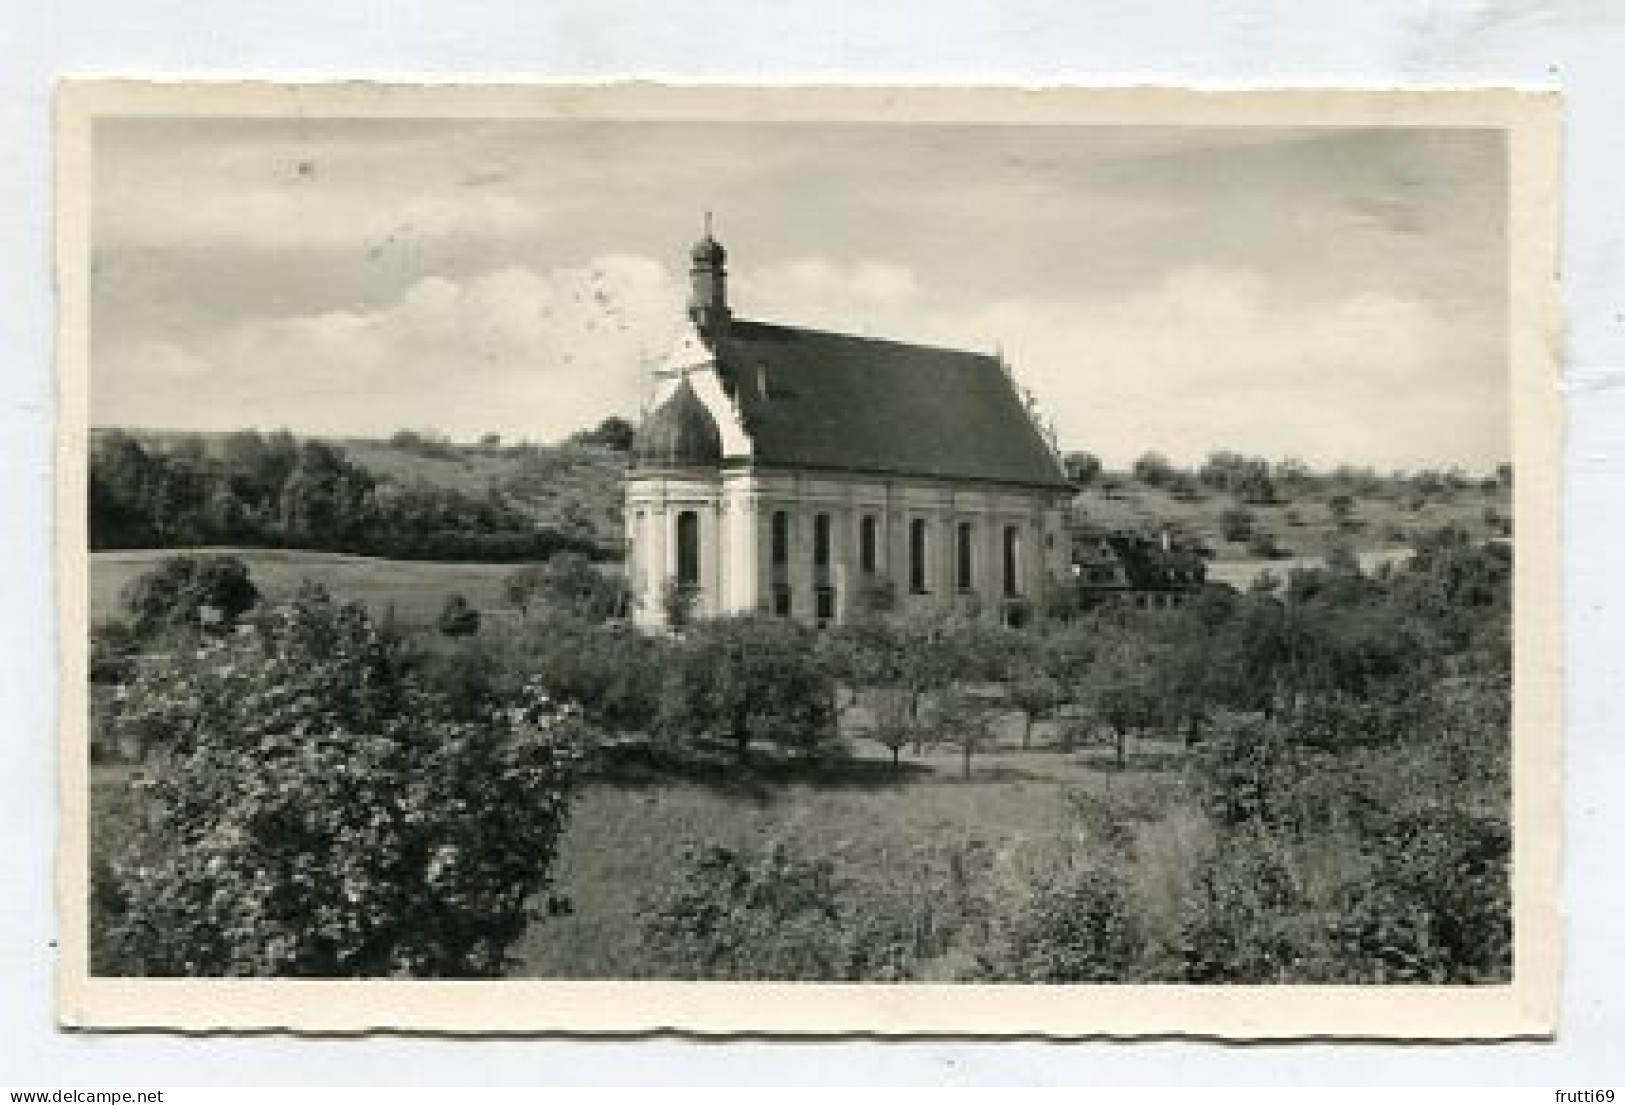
xmin=626 ymin=226 xmax=1074 ymax=630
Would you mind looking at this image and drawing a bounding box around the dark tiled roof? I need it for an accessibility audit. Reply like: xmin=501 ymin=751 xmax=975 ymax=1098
xmin=716 ymin=319 xmax=1071 ymax=490
xmin=632 ymin=377 xmax=722 ymax=469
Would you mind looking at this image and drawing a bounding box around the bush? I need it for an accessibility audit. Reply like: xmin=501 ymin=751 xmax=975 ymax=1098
xmin=638 ymin=836 xmax=1004 ymax=982
xmin=1246 ymin=529 xmax=1286 ymax=559
xmin=1064 ymin=451 xmax=1102 ymax=487
xmin=638 ymin=842 xmax=854 ymax=980
xmin=658 ymin=615 xmax=837 ymax=760
xmin=93 ymin=588 xmax=585 ymax=977
xmin=89 ymin=619 xmax=142 ymax=685
xmin=1219 ymin=507 xmax=1254 ymax=543
xmin=119 ymin=553 xmax=259 ymax=640
xmin=852 ymin=573 xmax=898 ymax=616
xmin=505 ymin=615 xmax=666 ymax=734
xmin=436 ymin=593 xmax=482 ymax=637
xmin=504 ymin=553 xmax=629 ymax=622
xmin=568 ymin=415 xmax=636 ymax=452
xmin=976 ymin=866 xmax=1148 ymax=982
xmin=1174 ymin=829 xmax=1316 ymax=982
xmin=1132 ymin=451 xmax=1177 ymax=488
xmin=1326 ymin=808 xmax=1511 ymax=983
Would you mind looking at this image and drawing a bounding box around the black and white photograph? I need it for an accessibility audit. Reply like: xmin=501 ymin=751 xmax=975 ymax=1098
xmin=56 ymin=84 xmax=1562 ymax=1034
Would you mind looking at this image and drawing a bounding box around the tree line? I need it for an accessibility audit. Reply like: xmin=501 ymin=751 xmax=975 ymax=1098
xmin=1067 ymin=447 xmax=1512 ymax=504
xmin=89 ymin=429 xmax=611 ymax=562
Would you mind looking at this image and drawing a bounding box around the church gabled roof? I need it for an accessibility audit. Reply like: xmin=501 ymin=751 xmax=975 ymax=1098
xmin=714 ymin=319 xmax=1071 ymax=491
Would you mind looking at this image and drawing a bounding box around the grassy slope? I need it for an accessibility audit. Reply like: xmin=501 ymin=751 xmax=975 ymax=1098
xmin=341 ymin=439 xmax=627 ymax=540
xmin=1072 ymin=480 xmax=1509 ymax=562
xmin=513 ymin=731 xmax=1193 ymax=979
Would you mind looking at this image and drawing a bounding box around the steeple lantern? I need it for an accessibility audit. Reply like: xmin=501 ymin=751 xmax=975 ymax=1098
xmin=688 ymin=212 xmax=730 ymax=345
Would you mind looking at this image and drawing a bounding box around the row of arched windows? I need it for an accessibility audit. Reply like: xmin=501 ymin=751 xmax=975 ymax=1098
xmin=651 ymin=508 xmax=1028 ymax=617
xmin=787 ymin=511 xmax=1026 ymax=602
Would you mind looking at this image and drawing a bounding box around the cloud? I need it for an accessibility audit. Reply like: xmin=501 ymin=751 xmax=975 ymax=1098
xmin=93 ymin=250 xmax=1506 ymax=472
xmin=738 ymin=258 xmax=925 ymax=328
xmin=731 ymin=257 xmax=1502 ymax=470
xmin=93 ymin=255 xmax=687 ymax=441
xmin=969 ymin=265 xmax=1504 ymax=470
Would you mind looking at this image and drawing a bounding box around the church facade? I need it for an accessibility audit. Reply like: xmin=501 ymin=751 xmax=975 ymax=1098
xmin=626 ymin=229 xmax=1074 ymax=630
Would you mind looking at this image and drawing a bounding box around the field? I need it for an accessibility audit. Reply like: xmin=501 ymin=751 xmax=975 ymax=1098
xmin=91 ymin=547 xmax=522 ymax=627
xmin=514 ymin=737 xmax=1199 ymax=979
xmin=1073 ymin=479 xmax=1508 ymax=562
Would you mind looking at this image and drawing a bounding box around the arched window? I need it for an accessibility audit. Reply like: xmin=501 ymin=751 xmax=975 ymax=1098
xmin=956 ymin=521 xmax=974 ymax=592
xmin=771 ymin=510 xmax=790 ymax=566
xmin=813 ymin=513 xmax=831 ymax=569
xmin=909 ymin=518 xmax=929 ymax=595
xmin=676 ymin=510 xmax=700 ymax=589
xmin=1002 ymin=524 xmax=1022 ymax=597
xmin=770 ymin=510 xmax=791 ymax=616
xmin=859 ymin=515 xmax=879 ymax=575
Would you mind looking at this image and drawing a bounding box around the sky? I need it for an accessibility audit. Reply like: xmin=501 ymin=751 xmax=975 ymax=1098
xmin=90 ymin=117 xmax=1509 ymax=471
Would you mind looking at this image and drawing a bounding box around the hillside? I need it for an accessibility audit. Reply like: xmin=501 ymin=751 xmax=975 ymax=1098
xmin=1071 ymin=476 xmax=1509 ymax=562
xmin=339 ymin=437 xmax=626 ymax=543
xmin=89 ymin=427 xmax=628 ymax=558
xmin=93 ymin=428 xmax=1509 ymax=573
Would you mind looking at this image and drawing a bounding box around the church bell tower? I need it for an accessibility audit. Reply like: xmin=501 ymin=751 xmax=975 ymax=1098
xmin=688 ymin=213 xmax=730 ymax=346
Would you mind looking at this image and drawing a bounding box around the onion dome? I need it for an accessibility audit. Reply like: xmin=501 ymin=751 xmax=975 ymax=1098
xmin=632 ymin=377 xmax=722 ymax=469
xmin=690 ymin=232 xmax=726 ymax=267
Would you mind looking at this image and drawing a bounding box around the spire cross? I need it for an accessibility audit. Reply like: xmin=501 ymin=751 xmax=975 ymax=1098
xmin=704 ymin=210 xmax=713 ymax=237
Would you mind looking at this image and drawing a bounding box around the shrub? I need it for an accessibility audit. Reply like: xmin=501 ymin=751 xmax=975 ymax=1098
xmin=1168 ymin=473 xmax=1203 ymax=502
xmin=119 ymin=553 xmax=259 ymax=640
xmin=657 ymin=614 xmax=836 ymax=760
xmin=1189 ymin=713 xmax=1320 ymax=832
xmin=504 ymin=616 xmax=666 ymax=734
xmin=638 ymin=842 xmax=853 ymax=980
xmin=1328 ymin=493 xmax=1356 ymax=525
xmin=504 ymin=553 xmax=629 ymax=622
xmin=852 ymin=573 xmax=899 ymax=616
xmin=660 ymin=577 xmax=696 ymax=630
xmin=638 ymin=836 xmax=1003 ymax=982
xmin=976 ymin=866 xmax=1148 ymax=983
xmin=1219 ymin=507 xmax=1254 ymax=543
xmin=436 ymin=593 xmax=481 ymax=637
xmin=1174 ymin=828 xmax=1316 ymax=982
xmin=93 ymin=588 xmax=585 ymax=977
xmin=89 ymin=619 xmax=142 ymax=685
xmin=568 ymin=415 xmax=636 ymax=452
xmin=1327 ymin=808 xmax=1511 ymax=983
xmin=1132 ymin=451 xmax=1177 ymax=488
xmin=1064 ymin=451 xmax=1102 ymax=487
xmin=1246 ymin=529 xmax=1286 ymax=559
xmin=388 ymin=428 xmax=460 ymax=459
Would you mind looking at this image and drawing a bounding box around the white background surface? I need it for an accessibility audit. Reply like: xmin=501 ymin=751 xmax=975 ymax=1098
xmin=3 ymin=0 xmax=1622 ymax=1086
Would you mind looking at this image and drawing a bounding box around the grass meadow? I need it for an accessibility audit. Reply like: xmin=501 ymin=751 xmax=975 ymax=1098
xmin=512 ymin=729 xmax=1201 ymax=980
xmin=91 ymin=548 xmax=523 ymax=628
